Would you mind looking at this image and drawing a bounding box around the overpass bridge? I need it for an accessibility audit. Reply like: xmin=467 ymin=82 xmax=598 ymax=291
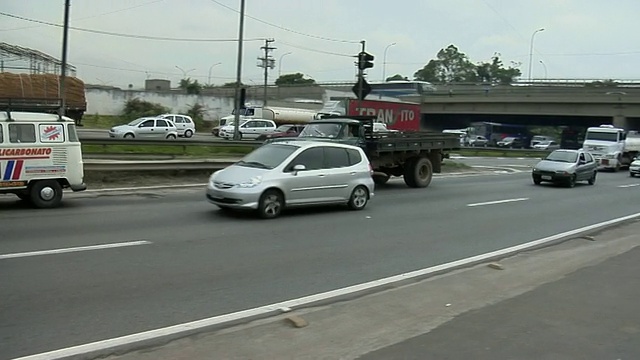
xmin=320 ymin=81 xmax=640 ymax=130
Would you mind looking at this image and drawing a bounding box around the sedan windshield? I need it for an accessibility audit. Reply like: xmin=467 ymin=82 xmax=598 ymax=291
xmin=545 ymin=151 xmax=578 ymax=163
xmin=236 ymin=144 xmax=300 ymax=169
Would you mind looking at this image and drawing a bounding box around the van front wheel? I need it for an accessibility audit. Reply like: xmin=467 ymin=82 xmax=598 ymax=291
xmin=29 ymin=180 xmax=63 ymax=209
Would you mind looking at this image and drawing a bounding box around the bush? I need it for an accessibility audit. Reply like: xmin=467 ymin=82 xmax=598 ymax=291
xmin=122 ymin=98 xmax=170 ymax=121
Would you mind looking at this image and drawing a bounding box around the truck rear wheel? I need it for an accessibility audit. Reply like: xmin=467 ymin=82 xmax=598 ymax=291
xmin=403 ymin=157 xmax=433 ymax=188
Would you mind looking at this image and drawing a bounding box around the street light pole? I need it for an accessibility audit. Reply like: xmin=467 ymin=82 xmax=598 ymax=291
xmin=208 ymin=62 xmax=222 ymax=84
xmin=278 ymin=52 xmax=292 ymax=78
xmin=539 ymin=60 xmax=548 ymax=80
xmin=175 ymin=65 xmax=195 ymax=78
xmin=528 ymin=28 xmax=545 ymax=82
xmin=382 ymin=42 xmax=396 ymax=81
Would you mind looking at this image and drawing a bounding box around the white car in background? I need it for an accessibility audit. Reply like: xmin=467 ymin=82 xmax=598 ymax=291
xmin=109 ymin=117 xmax=178 ymax=139
xmin=533 ymin=140 xmax=560 ymax=150
xmin=158 ymin=114 xmax=196 ymax=138
xmin=219 ymin=119 xmax=277 ymax=140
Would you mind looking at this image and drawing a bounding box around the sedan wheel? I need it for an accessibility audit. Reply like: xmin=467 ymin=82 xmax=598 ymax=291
xmin=567 ymin=174 xmax=577 ymax=188
xmin=588 ymin=172 xmax=597 ymax=185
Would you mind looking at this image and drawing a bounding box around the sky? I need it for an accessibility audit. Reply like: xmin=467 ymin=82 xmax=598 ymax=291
xmin=1 ymin=0 xmax=639 ymax=89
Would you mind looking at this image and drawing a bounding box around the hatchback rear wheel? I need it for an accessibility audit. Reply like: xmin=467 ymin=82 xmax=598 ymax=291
xmin=348 ymin=186 xmax=369 ymax=210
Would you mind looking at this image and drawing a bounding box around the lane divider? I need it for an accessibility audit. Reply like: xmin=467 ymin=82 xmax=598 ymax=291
xmin=0 ymin=241 xmax=152 ymax=260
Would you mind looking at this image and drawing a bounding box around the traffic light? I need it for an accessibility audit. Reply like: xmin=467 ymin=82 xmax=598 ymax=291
xmin=358 ymin=51 xmax=374 ymax=70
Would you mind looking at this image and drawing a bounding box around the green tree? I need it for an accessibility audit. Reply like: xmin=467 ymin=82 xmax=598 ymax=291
xmin=275 ymin=73 xmax=316 ymax=86
xmin=179 ymin=78 xmax=202 ymax=95
xmin=414 ymin=45 xmax=477 ymax=83
xmin=385 ymin=74 xmax=409 ymax=81
xmin=121 ymin=98 xmax=170 ymax=121
xmin=475 ymin=53 xmax=522 ymax=84
xmin=186 ymin=103 xmax=209 ymax=131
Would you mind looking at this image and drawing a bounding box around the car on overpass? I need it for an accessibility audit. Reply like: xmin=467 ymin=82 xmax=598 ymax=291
xmin=531 ymin=149 xmax=598 ymax=187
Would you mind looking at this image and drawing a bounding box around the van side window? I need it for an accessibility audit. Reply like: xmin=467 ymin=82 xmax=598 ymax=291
xmin=68 ymin=124 xmax=79 ymax=142
xmin=0 ymin=124 xmax=3 ymax=143
xmin=9 ymin=124 xmax=36 ymax=143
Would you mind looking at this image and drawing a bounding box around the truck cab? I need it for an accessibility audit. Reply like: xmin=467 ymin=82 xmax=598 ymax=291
xmin=582 ymin=124 xmax=638 ymax=171
xmin=1 ymin=108 xmax=86 ymax=208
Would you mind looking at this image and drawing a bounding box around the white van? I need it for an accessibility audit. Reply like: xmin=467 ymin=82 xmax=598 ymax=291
xmin=0 ymin=110 xmax=86 ymax=208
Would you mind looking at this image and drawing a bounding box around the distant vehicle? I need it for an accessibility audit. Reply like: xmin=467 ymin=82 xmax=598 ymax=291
xmin=206 ymin=140 xmax=375 ymax=219
xmin=530 ymin=135 xmax=555 ymax=148
xmin=582 ymin=124 xmax=640 ymax=171
xmin=630 ymin=156 xmax=640 ymax=177
xmin=214 ymin=106 xmax=319 ymax=136
xmin=157 ymin=114 xmax=196 ymax=138
xmin=368 ymin=80 xmax=436 ymax=98
xmin=1 ymin=108 xmax=86 ymax=208
xmin=531 ymin=149 xmax=598 ymax=187
xmin=471 ymin=121 xmax=532 ymax=147
xmin=219 ymin=119 xmax=277 ymax=140
xmin=468 ymin=135 xmax=488 ymax=147
xmin=496 ymin=136 xmax=526 ymax=149
xmin=266 ymin=115 xmax=460 ymax=188
xmin=373 ymin=122 xmax=399 ymax=132
xmin=532 ymin=140 xmax=560 ymax=150
xmin=108 ymin=117 xmax=178 ymax=140
xmin=256 ymin=124 xmax=306 ymax=141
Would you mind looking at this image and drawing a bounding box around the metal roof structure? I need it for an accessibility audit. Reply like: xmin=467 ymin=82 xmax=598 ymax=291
xmin=0 ymin=42 xmax=76 ymax=75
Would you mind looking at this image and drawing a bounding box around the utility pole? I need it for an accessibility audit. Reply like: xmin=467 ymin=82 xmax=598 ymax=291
xmin=257 ymin=38 xmax=276 ymax=106
xmin=232 ymin=0 xmax=245 ymax=140
xmin=59 ymin=0 xmax=71 ymax=118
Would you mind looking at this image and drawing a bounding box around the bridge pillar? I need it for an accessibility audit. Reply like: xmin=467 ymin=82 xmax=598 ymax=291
xmin=613 ymin=115 xmax=630 ymax=129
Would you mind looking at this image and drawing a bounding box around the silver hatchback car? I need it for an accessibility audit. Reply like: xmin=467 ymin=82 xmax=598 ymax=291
xmin=206 ymin=140 xmax=375 ymax=218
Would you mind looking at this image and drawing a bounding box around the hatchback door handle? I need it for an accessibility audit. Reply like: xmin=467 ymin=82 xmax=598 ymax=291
xmin=318 ymin=174 xmax=326 ymax=177
xmin=350 ymin=171 xmax=357 ymax=175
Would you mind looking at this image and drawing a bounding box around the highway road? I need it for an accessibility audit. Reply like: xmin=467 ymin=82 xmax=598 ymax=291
xmin=1 ymin=170 xmax=639 ymax=359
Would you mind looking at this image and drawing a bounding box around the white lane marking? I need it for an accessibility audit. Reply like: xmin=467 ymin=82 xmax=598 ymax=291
xmin=467 ymin=198 xmax=529 ymax=207
xmin=470 ymin=165 xmax=525 ymax=173
xmin=0 ymin=241 xmax=152 ymax=260
xmin=15 ymin=211 xmax=640 ymax=360
xmin=618 ymin=184 xmax=640 ymax=188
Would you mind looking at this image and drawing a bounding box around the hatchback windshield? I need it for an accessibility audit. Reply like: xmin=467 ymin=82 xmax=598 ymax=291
xmin=299 ymin=123 xmax=342 ymax=138
xmin=236 ymin=143 xmax=300 ymax=169
xmin=127 ymin=118 xmax=147 ymax=126
xmin=545 ymin=151 xmax=578 ymax=163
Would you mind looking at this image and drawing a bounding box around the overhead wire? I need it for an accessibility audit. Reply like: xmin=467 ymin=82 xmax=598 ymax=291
xmin=0 ymin=11 xmax=264 ymax=42
xmin=208 ymin=0 xmax=360 ymax=44
xmin=0 ymin=0 xmax=166 ymax=31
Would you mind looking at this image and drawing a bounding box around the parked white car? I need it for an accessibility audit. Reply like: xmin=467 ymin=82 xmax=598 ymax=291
xmin=219 ymin=119 xmax=277 ymax=140
xmin=158 ymin=114 xmax=196 ymax=138
xmin=109 ymin=117 xmax=178 ymax=139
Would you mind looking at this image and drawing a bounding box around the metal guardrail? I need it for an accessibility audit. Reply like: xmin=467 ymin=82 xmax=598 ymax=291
xmin=83 ymin=160 xmax=237 ymax=172
xmin=80 ymin=138 xmax=262 ymax=147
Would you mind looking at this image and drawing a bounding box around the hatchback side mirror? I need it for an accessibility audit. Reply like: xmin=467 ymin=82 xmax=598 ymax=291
xmin=292 ymin=164 xmax=306 ymax=175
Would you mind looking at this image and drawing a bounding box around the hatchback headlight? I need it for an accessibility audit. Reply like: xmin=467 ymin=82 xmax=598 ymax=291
xmin=238 ymin=176 xmax=262 ymax=188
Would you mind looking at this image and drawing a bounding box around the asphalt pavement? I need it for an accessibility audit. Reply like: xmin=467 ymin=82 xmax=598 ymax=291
xmin=104 ymin=218 xmax=640 ymax=360
xmin=1 ymin=169 xmax=639 ymax=359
